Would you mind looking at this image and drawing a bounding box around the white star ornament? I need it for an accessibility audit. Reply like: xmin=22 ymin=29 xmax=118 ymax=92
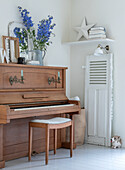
xmin=74 ymin=17 xmax=95 ymax=40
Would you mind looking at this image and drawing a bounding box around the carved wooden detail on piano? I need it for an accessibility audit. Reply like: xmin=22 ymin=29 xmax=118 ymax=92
xmin=0 ymin=64 xmax=81 ymax=169
xmin=3 ymin=72 xmax=62 ymax=89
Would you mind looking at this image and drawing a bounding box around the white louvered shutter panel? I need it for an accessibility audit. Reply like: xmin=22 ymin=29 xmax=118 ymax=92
xmin=85 ymin=54 xmax=113 ymax=146
xmin=89 ymin=60 xmax=107 ymax=85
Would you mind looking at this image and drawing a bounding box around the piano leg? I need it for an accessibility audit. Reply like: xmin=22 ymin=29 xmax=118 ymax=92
xmin=0 ymin=125 xmax=5 ymax=169
xmin=61 ymin=114 xmax=76 ymax=149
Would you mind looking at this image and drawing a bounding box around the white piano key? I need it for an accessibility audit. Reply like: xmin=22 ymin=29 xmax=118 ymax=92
xmin=14 ymin=104 xmax=75 ymax=111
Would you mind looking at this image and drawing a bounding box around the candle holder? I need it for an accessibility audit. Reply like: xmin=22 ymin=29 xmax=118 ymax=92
xmin=9 ymin=70 xmax=24 ymax=86
xmin=48 ymin=72 xmax=61 ymax=85
xmin=9 ymin=76 xmax=24 ymax=86
xmin=48 ymin=77 xmax=61 ymax=85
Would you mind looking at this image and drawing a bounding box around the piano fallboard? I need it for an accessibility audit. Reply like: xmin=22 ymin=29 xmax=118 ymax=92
xmin=0 ymin=89 xmax=67 ymax=105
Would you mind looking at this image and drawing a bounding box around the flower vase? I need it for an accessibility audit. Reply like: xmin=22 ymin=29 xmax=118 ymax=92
xmin=26 ymin=49 xmax=45 ymax=66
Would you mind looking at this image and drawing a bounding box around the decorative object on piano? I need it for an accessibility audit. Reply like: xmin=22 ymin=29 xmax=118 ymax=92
xmin=9 ymin=70 xmax=24 ymax=86
xmin=17 ymin=57 xmax=25 ymax=64
xmin=94 ymin=44 xmax=109 ymax=56
xmin=8 ymin=21 xmax=28 ymax=59
xmin=2 ymin=36 xmax=19 ymax=63
xmin=69 ymin=96 xmax=80 ymax=101
xmin=111 ymin=136 xmax=122 ymax=149
xmin=48 ymin=71 xmax=61 ymax=85
xmin=0 ymin=48 xmax=9 ymax=63
xmin=88 ymin=26 xmax=106 ymax=39
xmin=74 ymin=17 xmax=95 ymax=40
xmin=13 ymin=6 xmax=56 ymax=65
xmin=26 ymin=49 xmax=45 ymax=65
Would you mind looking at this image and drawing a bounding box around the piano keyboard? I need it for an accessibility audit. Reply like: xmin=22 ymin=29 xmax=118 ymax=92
xmin=14 ymin=104 xmax=75 ymax=111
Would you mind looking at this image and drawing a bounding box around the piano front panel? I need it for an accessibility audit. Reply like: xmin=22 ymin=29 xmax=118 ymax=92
xmin=0 ymin=90 xmax=67 ymax=105
xmin=0 ymin=65 xmax=65 ymax=89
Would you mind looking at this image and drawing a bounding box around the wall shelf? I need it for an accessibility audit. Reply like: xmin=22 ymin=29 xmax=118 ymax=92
xmin=62 ymin=38 xmax=114 ymax=46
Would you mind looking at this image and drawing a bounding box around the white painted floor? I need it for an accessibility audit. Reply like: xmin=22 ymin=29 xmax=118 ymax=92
xmin=3 ymin=144 xmax=125 ymax=170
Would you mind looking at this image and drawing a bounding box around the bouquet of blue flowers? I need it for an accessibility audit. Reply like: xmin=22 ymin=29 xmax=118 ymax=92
xmin=14 ymin=6 xmax=56 ymax=53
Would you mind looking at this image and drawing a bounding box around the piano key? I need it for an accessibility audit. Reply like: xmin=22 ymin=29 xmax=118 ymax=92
xmin=14 ymin=104 xmax=75 ymax=111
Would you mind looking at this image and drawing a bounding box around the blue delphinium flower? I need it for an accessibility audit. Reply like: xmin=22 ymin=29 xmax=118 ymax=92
xmin=18 ymin=6 xmax=34 ymax=30
xmin=35 ymin=15 xmax=56 ymax=51
xmin=14 ymin=7 xmax=56 ymax=52
xmin=14 ymin=27 xmax=28 ymax=52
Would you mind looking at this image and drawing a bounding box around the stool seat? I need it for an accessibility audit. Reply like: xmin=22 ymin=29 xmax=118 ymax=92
xmin=30 ymin=117 xmax=71 ymax=124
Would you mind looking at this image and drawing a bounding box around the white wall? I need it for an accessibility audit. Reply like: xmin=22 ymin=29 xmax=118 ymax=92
xmin=0 ymin=0 xmax=71 ymax=96
xmin=70 ymin=0 xmax=125 ymax=146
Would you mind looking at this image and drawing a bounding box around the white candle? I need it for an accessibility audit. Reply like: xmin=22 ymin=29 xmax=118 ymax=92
xmin=21 ymin=70 xmax=23 ymax=77
xmin=58 ymin=72 xmax=60 ymax=78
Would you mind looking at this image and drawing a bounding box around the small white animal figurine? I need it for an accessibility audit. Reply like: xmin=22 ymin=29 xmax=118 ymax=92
xmin=111 ymin=136 xmax=122 ymax=149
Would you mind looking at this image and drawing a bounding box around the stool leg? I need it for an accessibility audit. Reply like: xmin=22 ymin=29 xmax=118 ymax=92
xmin=70 ymin=122 xmax=73 ymax=157
xmin=54 ymin=129 xmax=57 ymax=154
xmin=28 ymin=125 xmax=32 ymax=161
xmin=46 ymin=125 xmax=49 ymax=165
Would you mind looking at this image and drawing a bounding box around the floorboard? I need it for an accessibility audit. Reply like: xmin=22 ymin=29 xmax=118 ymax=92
xmin=4 ymin=144 xmax=125 ymax=170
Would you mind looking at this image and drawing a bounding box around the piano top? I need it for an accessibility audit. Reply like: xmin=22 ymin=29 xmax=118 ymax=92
xmin=0 ymin=63 xmax=68 ymax=70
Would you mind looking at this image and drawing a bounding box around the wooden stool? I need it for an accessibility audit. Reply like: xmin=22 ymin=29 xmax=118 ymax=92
xmin=28 ymin=117 xmax=73 ymax=165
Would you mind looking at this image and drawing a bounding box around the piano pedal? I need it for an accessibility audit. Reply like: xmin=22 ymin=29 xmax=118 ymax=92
xmin=31 ymin=151 xmax=38 ymax=156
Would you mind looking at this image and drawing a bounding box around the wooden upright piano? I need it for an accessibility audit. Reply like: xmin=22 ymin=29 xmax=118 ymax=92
xmin=0 ymin=64 xmax=81 ymax=168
